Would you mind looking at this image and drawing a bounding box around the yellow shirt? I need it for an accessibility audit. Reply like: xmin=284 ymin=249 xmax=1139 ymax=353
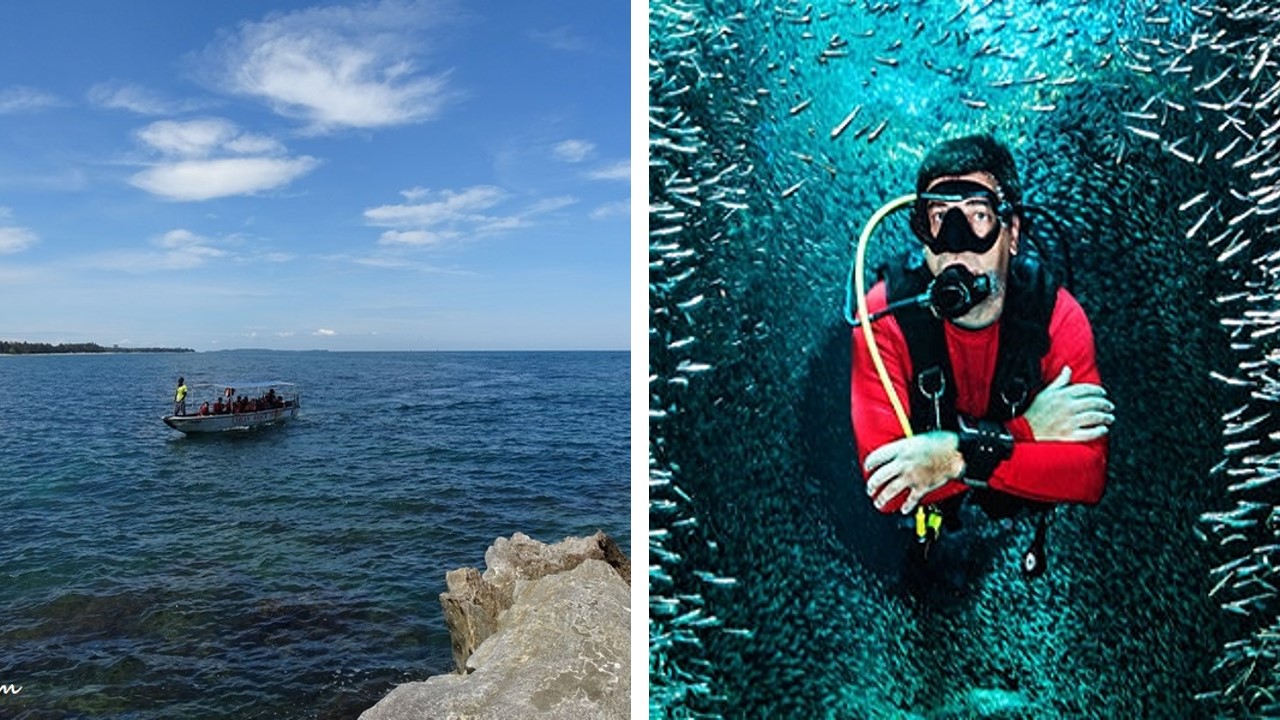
xmin=175 ymin=384 xmax=188 ymax=402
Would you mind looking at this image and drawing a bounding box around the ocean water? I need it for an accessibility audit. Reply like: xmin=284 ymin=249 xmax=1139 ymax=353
xmin=0 ymin=350 xmax=629 ymax=719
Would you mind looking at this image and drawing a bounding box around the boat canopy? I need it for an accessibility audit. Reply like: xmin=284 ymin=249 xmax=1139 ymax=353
xmin=190 ymin=381 xmax=297 ymax=391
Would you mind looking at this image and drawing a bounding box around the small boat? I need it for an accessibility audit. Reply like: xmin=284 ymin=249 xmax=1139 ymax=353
xmin=164 ymin=381 xmax=300 ymax=434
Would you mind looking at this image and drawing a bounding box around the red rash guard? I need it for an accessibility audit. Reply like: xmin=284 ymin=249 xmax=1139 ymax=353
xmin=851 ymin=281 xmax=1108 ymax=514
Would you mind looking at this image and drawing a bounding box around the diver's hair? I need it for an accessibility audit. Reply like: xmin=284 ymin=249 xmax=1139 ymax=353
xmin=915 ymin=134 xmax=1021 ymax=208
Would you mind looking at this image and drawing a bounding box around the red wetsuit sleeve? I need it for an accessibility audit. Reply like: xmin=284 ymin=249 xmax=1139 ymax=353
xmin=850 ymin=281 xmax=968 ymax=514
xmin=985 ymin=288 xmax=1108 ymax=504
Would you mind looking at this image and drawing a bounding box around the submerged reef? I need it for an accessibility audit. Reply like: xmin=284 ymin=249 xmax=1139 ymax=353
xmin=650 ymin=0 xmax=1272 ymax=717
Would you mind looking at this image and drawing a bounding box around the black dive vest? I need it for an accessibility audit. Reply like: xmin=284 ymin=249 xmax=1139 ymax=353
xmin=884 ymin=253 xmax=1059 ymax=519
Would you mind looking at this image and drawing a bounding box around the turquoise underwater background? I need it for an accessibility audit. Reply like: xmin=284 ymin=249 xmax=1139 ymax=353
xmin=650 ymin=1 xmax=1280 ymax=717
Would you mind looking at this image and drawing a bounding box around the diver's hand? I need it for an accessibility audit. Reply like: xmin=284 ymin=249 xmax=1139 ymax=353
xmin=864 ymin=431 xmax=965 ymax=514
xmin=1023 ymin=366 xmax=1114 ymax=442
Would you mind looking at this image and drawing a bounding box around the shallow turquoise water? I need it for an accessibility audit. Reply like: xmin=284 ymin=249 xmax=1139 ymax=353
xmin=0 ymin=350 xmax=629 ymax=719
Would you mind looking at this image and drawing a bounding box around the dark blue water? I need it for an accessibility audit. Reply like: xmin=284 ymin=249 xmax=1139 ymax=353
xmin=0 ymin=350 xmax=629 ymax=719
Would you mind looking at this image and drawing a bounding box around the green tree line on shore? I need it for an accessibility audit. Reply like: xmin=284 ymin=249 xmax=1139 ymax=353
xmin=0 ymin=341 xmax=193 ymax=355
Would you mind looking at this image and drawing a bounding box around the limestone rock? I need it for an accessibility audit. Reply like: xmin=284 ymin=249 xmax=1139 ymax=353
xmin=440 ymin=567 xmax=506 ymax=674
xmin=444 ymin=530 xmax=630 ymax=673
xmin=484 ymin=531 xmax=632 ymax=601
xmin=360 ymin=532 xmax=631 ymax=720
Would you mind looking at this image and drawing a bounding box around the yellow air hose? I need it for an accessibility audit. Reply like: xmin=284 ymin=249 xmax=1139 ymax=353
xmin=850 ymin=193 xmax=940 ymax=537
xmin=852 ymin=193 xmax=917 ymax=437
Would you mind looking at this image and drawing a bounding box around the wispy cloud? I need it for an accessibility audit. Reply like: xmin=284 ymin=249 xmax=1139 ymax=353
xmin=366 ymin=185 xmax=505 ymax=227
xmin=136 ymin=118 xmax=284 ymax=158
xmin=0 ymin=86 xmax=61 ymax=114
xmin=553 ymin=139 xmax=595 ymax=163
xmin=0 ymin=226 xmax=39 ymax=254
xmin=83 ymin=229 xmax=289 ymax=274
xmin=589 ymin=200 xmax=629 ymax=220
xmin=129 ymin=117 xmax=319 ymax=201
xmin=88 ymin=80 xmax=207 ymax=115
xmin=364 ymin=185 xmax=576 ymax=246
xmin=91 ymin=228 xmax=229 ymax=272
xmin=587 ymin=160 xmax=629 ymax=181
xmin=0 ymin=169 xmax=87 ymax=192
xmin=529 ymin=26 xmax=591 ymax=52
xmin=0 ymin=208 xmax=40 ymax=253
xmin=197 ymin=0 xmax=457 ymax=132
xmin=313 ymin=328 xmax=336 ymax=336
xmin=328 ymin=250 xmax=471 ymax=273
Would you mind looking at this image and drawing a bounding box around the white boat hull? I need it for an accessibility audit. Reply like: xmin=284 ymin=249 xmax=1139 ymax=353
xmin=163 ymin=405 xmax=299 ymax=434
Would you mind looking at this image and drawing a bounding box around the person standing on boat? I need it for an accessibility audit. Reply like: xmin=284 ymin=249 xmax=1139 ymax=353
xmin=174 ymin=377 xmax=189 ymax=416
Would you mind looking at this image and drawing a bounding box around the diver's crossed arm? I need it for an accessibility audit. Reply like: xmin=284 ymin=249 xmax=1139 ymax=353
xmin=987 ymin=297 xmax=1113 ymax=505
xmin=853 ymin=290 xmax=1112 ymax=514
xmin=863 ymin=405 xmax=1109 ymax=515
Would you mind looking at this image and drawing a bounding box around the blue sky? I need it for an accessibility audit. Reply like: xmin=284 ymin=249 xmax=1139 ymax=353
xmin=0 ymin=0 xmax=629 ymax=351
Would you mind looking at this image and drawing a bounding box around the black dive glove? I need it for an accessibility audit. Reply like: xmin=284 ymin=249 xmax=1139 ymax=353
xmin=956 ymin=414 xmax=1014 ymax=487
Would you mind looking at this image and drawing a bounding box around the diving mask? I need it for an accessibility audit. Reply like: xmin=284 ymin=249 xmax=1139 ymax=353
xmin=910 ymin=179 xmax=1013 ymax=254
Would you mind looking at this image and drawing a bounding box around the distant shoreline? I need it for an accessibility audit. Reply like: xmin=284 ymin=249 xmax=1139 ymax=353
xmin=0 ymin=341 xmax=194 ymax=355
xmin=0 ymin=343 xmax=624 ymax=355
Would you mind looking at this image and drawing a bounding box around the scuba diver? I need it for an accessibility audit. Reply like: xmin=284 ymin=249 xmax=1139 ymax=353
xmin=849 ymin=134 xmax=1113 ymax=584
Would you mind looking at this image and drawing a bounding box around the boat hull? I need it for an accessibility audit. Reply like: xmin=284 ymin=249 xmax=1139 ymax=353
xmin=163 ymin=405 xmax=299 ymax=434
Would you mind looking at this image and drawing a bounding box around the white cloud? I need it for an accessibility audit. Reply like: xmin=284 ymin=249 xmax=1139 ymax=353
xmin=377 ymin=229 xmax=456 ymax=246
xmin=157 ymin=229 xmax=205 ymax=249
xmin=88 ymin=81 xmax=205 ymax=115
xmin=226 ymin=133 xmax=286 ymax=155
xmin=198 ymin=0 xmax=456 ymax=132
xmin=137 ymin=118 xmax=238 ymax=158
xmin=527 ymin=196 xmax=578 ymax=214
xmin=130 ymin=156 xmax=320 ymax=201
xmin=136 ymin=118 xmax=286 ymax=159
xmin=91 ymin=228 xmax=229 ymax=272
xmin=529 ymin=26 xmax=591 ymax=52
xmin=314 ymin=328 xmax=336 ymax=336
xmin=589 ymin=200 xmax=629 ymax=220
xmin=553 ymin=139 xmax=595 ymax=163
xmin=365 ymin=185 xmax=506 ymax=228
xmin=0 ymin=208 xmax=40 ymax=253
xmin=587 ymin=160 xmax=630 ymax=181
xmin=367 ymin=186 xmax=578 ymax=247
xmin=473 ymin=215 xmax=528 ymax=234
xmin=0 ymin=226 xmax=38 ymax=254
xmin=0 ymin=86 xmax=61 ymax=114
xmin=130 ymin=118 xmax=317 ymax=201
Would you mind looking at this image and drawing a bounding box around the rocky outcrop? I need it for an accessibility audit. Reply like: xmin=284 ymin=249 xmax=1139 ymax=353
xmin=360 ymin=532 xmax=630 ymax=720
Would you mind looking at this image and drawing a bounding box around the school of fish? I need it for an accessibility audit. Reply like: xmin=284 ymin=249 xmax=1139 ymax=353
xmin=650 ymin=0 xmax=1275 ymax=716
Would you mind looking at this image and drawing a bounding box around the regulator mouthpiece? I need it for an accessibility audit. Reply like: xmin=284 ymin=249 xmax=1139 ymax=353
xmin=928 ymin=265 xmax=993 ymax=319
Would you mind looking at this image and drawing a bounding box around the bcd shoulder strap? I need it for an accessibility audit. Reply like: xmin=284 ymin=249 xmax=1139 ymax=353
xmin=884 ymin=253 xmax=1059 ymax=519
xmin=989 ymin=254 xmax=1058 ymax=421
xmin=882 ymin=254 xmax=957 ymax=435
